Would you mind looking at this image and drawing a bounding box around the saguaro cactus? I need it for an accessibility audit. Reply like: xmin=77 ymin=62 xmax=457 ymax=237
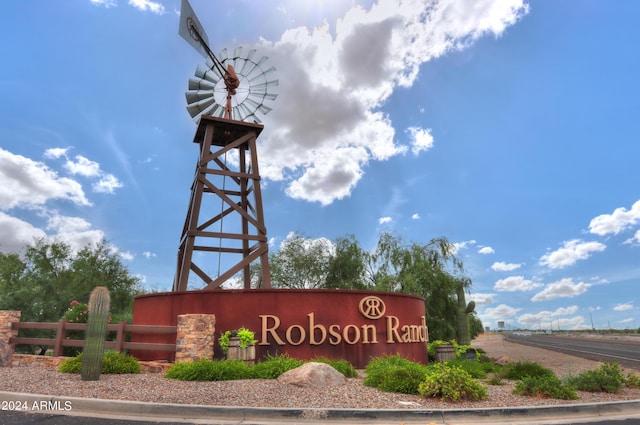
xmin=456 ymin=285 xmax=475 ymax=346
xmin=81 ymin=286 xmax=110 ymax=381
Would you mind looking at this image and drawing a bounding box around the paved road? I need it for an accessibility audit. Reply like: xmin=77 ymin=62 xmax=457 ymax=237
xmin=504 ymin=333 xmax=640 ymax=369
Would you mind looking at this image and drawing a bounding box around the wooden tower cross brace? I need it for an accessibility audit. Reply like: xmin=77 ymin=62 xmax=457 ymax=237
xmin=173 ymin=116 xmax=271 ymax=291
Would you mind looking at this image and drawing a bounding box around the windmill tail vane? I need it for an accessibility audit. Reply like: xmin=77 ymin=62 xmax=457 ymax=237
xmin=179 ymin=0 xmax=234 ymax=105
xmin=178 ymin=0 xmax=277 ymax=123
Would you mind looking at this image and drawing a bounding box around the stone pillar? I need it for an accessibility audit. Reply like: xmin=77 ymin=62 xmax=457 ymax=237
xmin=0 ymin=310 xmax=21 ymax=347
xmin=175 ymin=314 xmax=215 ymax=363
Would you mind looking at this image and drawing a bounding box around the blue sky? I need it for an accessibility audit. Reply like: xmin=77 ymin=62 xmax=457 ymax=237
xmin=1 ymin=0 xmax=639 ymax=331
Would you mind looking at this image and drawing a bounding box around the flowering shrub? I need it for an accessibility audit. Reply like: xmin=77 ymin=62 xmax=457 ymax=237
xmin=62 ymin=300 xmax=112 ymax=324
xmin=62 ymin=300 xmax=89 ymax=323
xmin=60 ymin=300 xmax=112 ymax=356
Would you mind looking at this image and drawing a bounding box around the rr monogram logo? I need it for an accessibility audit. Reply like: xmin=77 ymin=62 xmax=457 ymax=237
xmin=359 ymin=296 xmax=386 ymax=319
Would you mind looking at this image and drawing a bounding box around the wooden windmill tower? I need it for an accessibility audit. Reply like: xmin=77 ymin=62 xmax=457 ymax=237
xmin=174 ymin=0 xmax=278 ymax=291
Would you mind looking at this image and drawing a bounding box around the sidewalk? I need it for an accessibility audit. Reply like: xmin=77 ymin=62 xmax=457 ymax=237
xmin=2 ymin=390 xmax=640 ymax=424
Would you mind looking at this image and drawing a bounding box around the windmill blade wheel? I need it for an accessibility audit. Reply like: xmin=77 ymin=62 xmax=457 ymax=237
xmin=185 ymin=46 xmax=279 ymax=123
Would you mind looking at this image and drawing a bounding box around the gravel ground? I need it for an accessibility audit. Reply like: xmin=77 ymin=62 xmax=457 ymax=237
xmin=1 ymin=333 xmax=639 ymax=410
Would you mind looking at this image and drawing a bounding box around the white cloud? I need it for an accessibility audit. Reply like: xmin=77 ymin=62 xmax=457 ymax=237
xmin=478 ymin=246 xmax=494 ymax=255
xmin=589 ymin=200 xmax=640 ymax=236
xmin=451 ymin=240 xmax=476 ymax=254
xmin=518 ymin=311 xmax=586 ymax=330
xmin=65 ymin=155 xmax=101 ymax=177
xmin=284 ymin=145 xmax=368 ymax=205
xmin=93 ymin=174 xmax=123 ymax=194
xmin=619 ymin=318 xmax=634 ymax=324
xmin=494 ymin=275 xmax=542 ymax=292
xmin=143 ymin=251 xmax=156 ymax=259
xmin=469 ymin=293 xmax=494 ymax=305
xmin=483 ymin=304 xmax=520 ymax=320
xmin=280 ymin=231 xmax=336 ymax=256
xmin=90 ymin=0 xmax=117 ymax=7
xmin=491 ymin=261 xmax=522 ymax=271
xmin=256 ymin=0 xmax=529 ymax=204
xmin=411 ymin=213 xmax=420 ymax=220
xmin=554 ymin=305 xmax=580 ymax=315
xmin=44 ymin=147 xmax=69 ymax=159
xmin=517 ymin=305 xmax=580 ymax=328
xmin=613 ymin=303 xmax=633 ymax=311
xmin=0 ymin=209 xmax=107 ymax=255
xmin=44 ymin=147 xmax=123 ymax=195
xmin=128 ymin=0 xmax=164 ymax=14
xmin=0 ymin=147 xmax=91 ymax=209
xmin=539 ymin=239 xmax=606 ymax=269
xmin=119 ymin=250 xmax=134 ymax=261
xmin=378 ymin=216 xmax=392 ymax=224
xmin=407 ymin=126 xmax=434 ymax=155
xmin=624 ymin=230 xmax=640 ymax=245
xmin=531 ymin=278 xmax=591 ymax=302
xmin=0 ymin=212 xmax=47 ymax=253
xmin=47 ymin=214 xmax=105 ymax=253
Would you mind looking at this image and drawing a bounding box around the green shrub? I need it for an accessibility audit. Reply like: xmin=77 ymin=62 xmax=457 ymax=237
xmin=486 ymin=373 xmax=506 ymax=386
xmin=165 ymin=359 xmax=252 ymax=381
xmin=310 ymin=357 xmax=358 ymax=378
xmin=446 ymin=358 xmax=493 ymax=379
xmin=567 ymin=362 xmax=625 ymax=393
xmin=58 ymin=356 xmax=82 ymax=373
xmin=363 ymin=355 xmax=428 ymax=394
xmin=514 ymin=375 xmax=578 ymax=400
xmin=500 ymin=361 xmax=555 ymax=380
xmin=251 ymin=353 xmax=304 ymax=379
xmin=219 ymin=327 xmax=257 ymax=355
xmin=455 ymin=344 xmax=479 ymax=360
xmin=624 ymin=373 xmax=640 ymax=388
xmin=58 ymin=351 xmax=140 ymax=374
xmin=418 ymin=362 xmax=488 ymax=401
xmin=625 ymin=372 xmax=640 ymax=389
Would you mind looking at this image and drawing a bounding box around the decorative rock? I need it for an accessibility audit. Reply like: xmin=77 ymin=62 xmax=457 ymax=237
xmin=494 ymin=355 xmax=514 ymax=366
xmin=0 ymin=339 xmax=13 ymax=367
xmin=277 ymin=362 xmax=346 ymax=388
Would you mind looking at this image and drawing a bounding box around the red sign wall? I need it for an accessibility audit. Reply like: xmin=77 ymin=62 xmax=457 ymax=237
xmin=132 ymin=289 xmax=428 ymax=368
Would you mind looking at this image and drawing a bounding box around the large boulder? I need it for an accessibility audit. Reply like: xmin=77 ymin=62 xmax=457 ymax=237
xmin=277 ymin=362 xmax=346 ymax=388
xmin=0 ymin=339 xmax=13 ymax=367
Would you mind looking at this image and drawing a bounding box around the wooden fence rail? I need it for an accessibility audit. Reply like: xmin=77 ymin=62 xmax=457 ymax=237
xmin=9 ymin=321 xmax=177 ymax=357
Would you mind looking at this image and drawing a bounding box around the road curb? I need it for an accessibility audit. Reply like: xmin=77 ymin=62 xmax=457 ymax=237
xmin=2 ymin=391 xmax=640 ymax=423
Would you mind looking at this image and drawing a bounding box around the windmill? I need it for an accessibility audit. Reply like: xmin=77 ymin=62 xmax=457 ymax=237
xmin=173 ymin=0 xmax=278 ymax=291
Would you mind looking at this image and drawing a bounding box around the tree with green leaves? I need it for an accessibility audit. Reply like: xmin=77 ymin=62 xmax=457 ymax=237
xmin=269 ymin=233 xmax=334 ymax=289
xmin=267 ymin=231 xmax=482 ymax=341
xmin=363 ymin=232 xmax=469 ymax=341
xmin=0 ymin=239 xmax=143 ymax=326
xmin=325 ymin=234 xmax=367 ymax=290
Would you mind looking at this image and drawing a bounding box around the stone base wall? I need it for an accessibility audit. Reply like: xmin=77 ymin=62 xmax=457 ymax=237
xmin=175 ymin=314 xmax=216 ymax=363
xmin=0 ymin=311 xmax=21 ymax=346
xmin=11 ymin=354 xmax=172 ymax=373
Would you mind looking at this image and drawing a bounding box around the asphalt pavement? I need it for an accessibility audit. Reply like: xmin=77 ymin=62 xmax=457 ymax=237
xmin=504 ymin=333 xmax=640 ymax=370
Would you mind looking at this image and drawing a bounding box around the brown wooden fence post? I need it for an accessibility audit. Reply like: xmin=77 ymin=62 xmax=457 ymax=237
xmin=53 ymin=321 xmax=66 ymax=356
xmin=115 ymin=321 xmax=126 ymax=352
